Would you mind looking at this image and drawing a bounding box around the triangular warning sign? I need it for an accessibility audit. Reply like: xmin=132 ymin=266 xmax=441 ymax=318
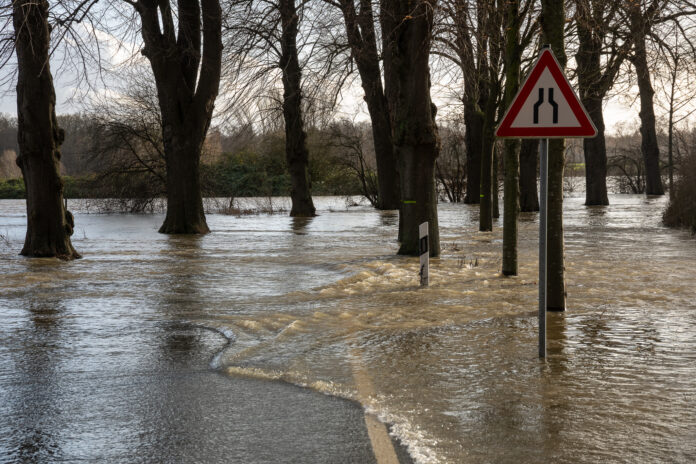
xmin=496 ymin=48 xmax=597 ymax=138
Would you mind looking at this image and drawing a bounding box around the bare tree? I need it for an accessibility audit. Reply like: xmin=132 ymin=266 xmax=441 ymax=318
xmin=381 ymin=0 xmax=440 ymax=256
xmin=541 ymin=0 xmax=567 ymax=311
xmin=625 ymin=0 xmax=664 ymax=196
xmin=125 ymin=0 xmax=223 ymax=233
xmin=436 ymin=123 xmax=467 ymax=203
xmin=502 ymin=0 xmax=522 ymax=276
xmin=329 ymin=0 xmax=400 ymax=209
xmin=10 ymin=0 xmax=79 ymax=259
xmin=574 ymin=0 xmax=632 ymax=206
xmin=279 ymin=0 xmax=316 ymax=216
xmin=326 ymin=119 xmax=379 ymax=205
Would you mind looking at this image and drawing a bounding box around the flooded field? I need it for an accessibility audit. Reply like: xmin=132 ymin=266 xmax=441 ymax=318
xmin=1 ymin=195 xmax=695 ymax=463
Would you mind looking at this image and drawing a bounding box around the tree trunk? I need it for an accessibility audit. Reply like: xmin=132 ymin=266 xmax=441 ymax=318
xmin=502 ymin=0 xmax=521 ymax=276
xmin=479 ymin=86 xmax=495 ymax=232
xmin=541 ymin=0 xmax=567 ymax=311
xmin=280 ymin=0 xmax=316 ymax=217
xmin=463 ymin=103 xmax=483 ymax=204
xmin=13 ymin=0 xmax=79 ymax=259
xmin=340 ymin=0 xmax=400 ymax=209
xmin=492 ymin=145 xmax=499 ymax=219
xmin=381 ymin=0 xmax=440 ymax=256
xmin=629 ymin=6 xmax=664 ymax=196
xmin=160 ymin=130 xmax=208 ymax=233
xmin=668 ymin=87 xmax=675 ymax=201
xmin=582 ymin=96 xmax=609 ymax=205
xmin=519 ymin=138 xmax=539 ymax=212
xmin=575 ymin=3 xmax=609 ymax=206
xmin=137 ymin=0 xmax=222 ymax=234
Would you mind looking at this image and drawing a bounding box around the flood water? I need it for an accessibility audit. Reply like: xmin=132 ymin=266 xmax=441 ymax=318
xmin=1 ymin=195 xmax=695 ymax=463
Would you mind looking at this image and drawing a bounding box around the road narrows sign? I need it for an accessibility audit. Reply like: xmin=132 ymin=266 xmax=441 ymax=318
xmin=496 ymin=48 xmax=597 ymax=139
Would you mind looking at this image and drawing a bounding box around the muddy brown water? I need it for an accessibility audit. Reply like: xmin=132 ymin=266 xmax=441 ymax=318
xmin=1 ymin=195 xmax=695 ymax=463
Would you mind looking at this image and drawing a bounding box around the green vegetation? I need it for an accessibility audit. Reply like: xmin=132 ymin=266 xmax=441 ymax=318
xmin=0 ymin=178 xmax=24 ymax=199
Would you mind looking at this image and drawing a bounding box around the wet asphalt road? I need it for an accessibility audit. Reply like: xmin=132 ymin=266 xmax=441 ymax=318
xmin=0 ymin=320 xmax=412 ymax=463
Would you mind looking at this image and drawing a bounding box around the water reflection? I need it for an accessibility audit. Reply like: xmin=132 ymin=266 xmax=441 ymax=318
xmin=2 ymin=195 xmax=695 ymax=464
xmin=291 ymin=216 xmax=313 ymax=234
xmin=9 ymin=299 xmax=66 ymax=462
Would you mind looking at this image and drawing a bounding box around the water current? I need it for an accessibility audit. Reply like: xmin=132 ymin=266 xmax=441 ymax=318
xmin=1 ymin=195 xmax=695 ymax=463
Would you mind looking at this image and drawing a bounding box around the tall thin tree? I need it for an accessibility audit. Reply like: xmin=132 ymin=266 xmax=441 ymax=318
xmin=502 ymin=0 xmax=521 ymax=275
xmin=540 ymin=0 xmax=566 ymax=311
xmin=279 ymin=0 xmax=316 ymax=217
xmin=333 ymin=0 xmax=400 ymax=210
xmin=626 ymin=0 xmax=664 ymax=196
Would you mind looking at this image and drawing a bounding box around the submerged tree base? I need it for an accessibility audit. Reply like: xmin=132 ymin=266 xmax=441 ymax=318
xmin=158 ymin=222 xmax=210 ymax=235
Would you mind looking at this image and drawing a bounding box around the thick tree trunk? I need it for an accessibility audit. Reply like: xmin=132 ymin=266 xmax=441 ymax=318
xmin=519 ymin=139 xmax=539 ymax=212
xmin=582 ymin=97 xmax=609 ymax=205
xmin=502 ymin=0 xmax=521 ymax=276
xmin=340 ymin=0 xmax=399 ymax=209
xmin=629 ymin=6 xmax=664 ymax=196
xmin=13 ymin=0 xmax=79 ymax=259
xmin=541 ymin=0 xmax=567 ymax=311
xmin=381 ymin=0 xmax=440 ymax=256
xmin=463 ymin=101 xmax=483 ymax=204
xmin=137 ymin=0 xmax=222 ymax=234
xmin=280 ymin=0 xmax=315 ymax=217
xmin=160 ymin=130 xmax=208 ymax=233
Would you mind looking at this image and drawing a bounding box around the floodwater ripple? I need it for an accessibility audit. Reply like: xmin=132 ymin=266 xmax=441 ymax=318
xmin=1 ymin=195 xmax=695 ymax=463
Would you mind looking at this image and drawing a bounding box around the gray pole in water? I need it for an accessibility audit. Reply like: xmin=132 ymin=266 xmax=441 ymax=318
xmin=539 ymin=138 xmax=548 ymax=358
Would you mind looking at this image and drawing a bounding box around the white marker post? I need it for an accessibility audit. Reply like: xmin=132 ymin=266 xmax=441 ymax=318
xmin=495 ymin=46 xmax=597 ymax=358
xmin=419 ymin=222 xmax=429 ymax=287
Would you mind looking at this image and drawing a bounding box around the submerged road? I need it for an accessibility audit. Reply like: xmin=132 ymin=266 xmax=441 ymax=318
xmin=0 ymin=321 xmax=412 ymax=463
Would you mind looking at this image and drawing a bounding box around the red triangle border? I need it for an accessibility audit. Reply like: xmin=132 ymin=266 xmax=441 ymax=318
xmin=496 ymin=49 xmax=597 ymax=138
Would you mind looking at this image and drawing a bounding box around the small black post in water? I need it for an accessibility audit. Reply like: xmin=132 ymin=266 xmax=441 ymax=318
xmin=539 ymin=138 xmax=549 ymax=358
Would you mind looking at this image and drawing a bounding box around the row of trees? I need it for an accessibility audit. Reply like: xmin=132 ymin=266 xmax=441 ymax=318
xmin=3 ymin=0 xmax=695 ymax=309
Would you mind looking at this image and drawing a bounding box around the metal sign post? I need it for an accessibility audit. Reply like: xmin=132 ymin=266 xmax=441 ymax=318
xmin=419 ymin=222 xmax=429 ymax=287
xmin=495 ymin=47 xmax=597 ymax=358
xmin=538 ymin=139 xmax=548 ymax=358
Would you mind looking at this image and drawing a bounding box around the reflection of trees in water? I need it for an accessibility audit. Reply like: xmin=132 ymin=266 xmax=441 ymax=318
xmin=7 ymin=298 xmax=66 ymax=462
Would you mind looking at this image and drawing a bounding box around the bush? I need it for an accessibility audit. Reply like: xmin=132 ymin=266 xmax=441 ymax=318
xmin=0 ymin=178 xmax=25 ymax=198
xmin=664 ymin=154 xmax=696 ymax=232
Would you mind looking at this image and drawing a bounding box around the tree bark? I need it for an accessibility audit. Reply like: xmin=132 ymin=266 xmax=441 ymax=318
xmin=279 ymin=0 xmax=316 ymax=217
xmin=541 ymin=0 xmax=567 ymax=311
xmin=339 ymin=0 xmax=400 ymax=209
xmin=502 ymin=0 xmax=521 ymax=276
xmin=629 ymin=4 xmax=664 ymax=196
xmin=463 ymin=103 xmax=483 ymax=204
xmin=136 ymin=0 xmax=223 ymax=233
xmin=479 ymin=96 xmax=494 ymax=231
xmin=381 ymin=0 xmax=440 ymax=256
xmin=575 ymin=22 xmax=608 ymax=205
xmin=519 ymin=138 xmax=539 ymax=211
xmin=574 ymin=0 xmax=618 ymax=206
xmin=13 ymin=0 xmax=79 ymax=259
xmin=581 ymin=97 xmax=609 ymax=205
xmin=492 ymin=144 xmax=499 ymax=219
